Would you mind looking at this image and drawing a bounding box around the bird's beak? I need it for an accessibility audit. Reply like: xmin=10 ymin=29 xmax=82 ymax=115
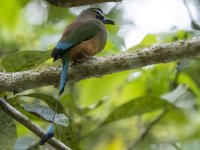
xmin=103 ymin=19 xmax=115 ymax=25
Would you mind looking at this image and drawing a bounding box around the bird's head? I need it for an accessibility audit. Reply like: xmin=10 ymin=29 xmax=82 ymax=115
xmin=81 ymin=8 xmax=115 ymax=25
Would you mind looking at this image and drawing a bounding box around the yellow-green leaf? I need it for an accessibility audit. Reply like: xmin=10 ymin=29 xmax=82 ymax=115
xmin=1 ymin=50 xmax=51 ymax=72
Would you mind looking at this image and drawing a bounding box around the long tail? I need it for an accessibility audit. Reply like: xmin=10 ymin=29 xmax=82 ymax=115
xmin=59 ymin=53 xmax=70 ymax=95
xmin=39 ymin=53 xmax=69 ymax=145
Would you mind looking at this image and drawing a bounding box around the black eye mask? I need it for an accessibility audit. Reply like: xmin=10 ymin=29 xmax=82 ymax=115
xmin=96 ymin=14 xmax=104 ymax=20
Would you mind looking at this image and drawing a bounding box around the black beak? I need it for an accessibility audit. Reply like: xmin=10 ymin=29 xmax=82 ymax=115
xmin=103 ymin=19 xmax=115 ymax=25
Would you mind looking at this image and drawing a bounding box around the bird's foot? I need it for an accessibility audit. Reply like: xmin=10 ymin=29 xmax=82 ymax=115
xmin=80 ymin=51 xmax=90 ymax=59
xmin=87 ymin=56 xmax=97 ymax=61
xmin=71 ymin=60 xmax=85 ymax=65
xmin=80 ymin=51 xmax=97 ymax=60
xmin=71 ymin=57 xmax=97 ymax=65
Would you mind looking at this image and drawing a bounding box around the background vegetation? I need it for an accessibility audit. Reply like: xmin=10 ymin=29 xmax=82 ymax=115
xmin=1 ymin=0 xmax=200 ymax=150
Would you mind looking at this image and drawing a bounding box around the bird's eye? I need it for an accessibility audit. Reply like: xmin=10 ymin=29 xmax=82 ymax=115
xmin=96 ymin=13 xmax=104 ymax=20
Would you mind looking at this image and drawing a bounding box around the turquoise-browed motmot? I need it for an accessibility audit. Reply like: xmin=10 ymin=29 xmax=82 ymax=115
xmin=40 ymin=8 xmax=115 ymax=145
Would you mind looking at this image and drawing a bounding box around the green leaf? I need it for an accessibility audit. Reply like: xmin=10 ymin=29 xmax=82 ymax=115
xmin=161 ymin=85 xmax=196 ymax=108
xmin=182 ymin=59 xmax=200 ymax=88
xmin=177 ymin=58 xmax=200 ymax=104
xmin=23 ymin=93 xmax=65 ymax=114
xmin=61 ymin=94 xmax=108 ymax=114
xmin=178 ymin=73 xmax=200 ymax=104
xmin=0 ymin=0 xmax=20 ymax=29
xmin=129 ymin=34 xmax=158 ymax=51
xmin=16 ymin=98 xmax=77 ymax=149
xmin=23 ymin=103 xmax=69 ymax=127
xmin=180 ymin=140 xmax=200 ymax=150
xmin=78 ymin=96 xmax=108 ymax=114
xmin=55 ymin=124 xmax=78 ymax=150
xmin=0 ymin=110 xmax=16 ymax=149
xmin=14 ymin=136 xmax=38 ymax=150
xmin=176 ymin=59 xmax=194 ymax=71
xmin=158 ymin=30 xmax=192 ymax=43
xmin=77 ymin=71 xmax=130 ymax=106
xmin=1 ymin=50 xmax=51 ymax=72
xmin=129 ymin=30 xmax=192 ymax=51
xmin=103 ymin=96 xmax=174 ymax=125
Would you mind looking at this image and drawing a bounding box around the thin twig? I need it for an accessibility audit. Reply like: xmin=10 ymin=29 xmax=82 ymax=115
xmin=0 ymin=98 xmax=71 ymax=150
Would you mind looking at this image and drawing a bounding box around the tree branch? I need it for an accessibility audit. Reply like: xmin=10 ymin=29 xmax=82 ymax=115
xmin=1 ymin=37 xmax=200 ymax=93
xmin=0 ymin=98 xmax=71 ymax=150
xmin=45 ymin=0 xmax=122 ymax=7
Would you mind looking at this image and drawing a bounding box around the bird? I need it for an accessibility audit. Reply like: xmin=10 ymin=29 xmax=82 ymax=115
xmin=40 ymin=7 xmax=115 ymax=145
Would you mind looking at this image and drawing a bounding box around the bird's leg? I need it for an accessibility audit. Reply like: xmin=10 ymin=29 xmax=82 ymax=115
xmin=80 ymin=51 xmax=90 ymax=59
xmin=71 ymin=51 xmax=97 ymax=65
xmin=71 ymin=59 xmax=85 ymax=65
xmin=80 ymin=51 xmax=97 ymax=60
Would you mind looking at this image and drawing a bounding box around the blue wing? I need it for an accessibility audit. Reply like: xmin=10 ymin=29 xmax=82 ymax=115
xmin=55 ymin=41 xmax=74 ymax=50
xmin=51 ymin=41 xmax=74 ymax=61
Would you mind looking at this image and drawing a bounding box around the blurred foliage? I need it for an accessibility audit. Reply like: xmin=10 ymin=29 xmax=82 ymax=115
xmin=129 ymin=30 xmax=192 ymax=51
xmin=102 ymin=96 xmax=174 ymax=125
xmin=23 ymin=103 xmax=69 ymax=126
xmin=0 ymin=110 xmax=16 ymax=150
xmin=1 ymin=0 xmax=200 ymax=150
xmin=1 ymin=50 xmax=51 ymax=72
xmin=14 ymin=136 xmax=38 ymax=150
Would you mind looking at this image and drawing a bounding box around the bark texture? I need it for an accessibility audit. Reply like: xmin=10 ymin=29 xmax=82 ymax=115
xmin=45 ymin=0 xmax=122 ymax=7
xmin=1 ymin=38 xmax=200 ymax=93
